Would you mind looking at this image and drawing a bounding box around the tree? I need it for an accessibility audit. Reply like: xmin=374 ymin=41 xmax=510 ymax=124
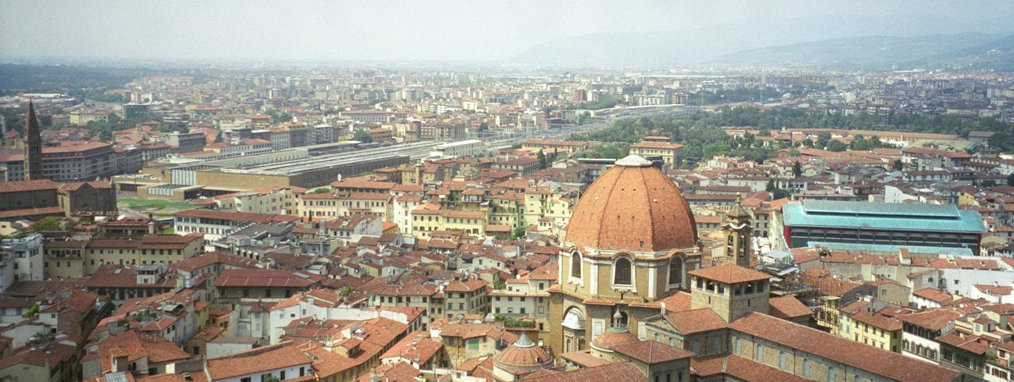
xmin=802 ymin=138 xmax=814 ymax=148
xmin=32 ymin=216 xmax=63 ymax=231
xmin=816 ymin=132 xmax=832 ymax=148
xmin=788 ymin=148 xmax=801 ymax=157
xmin=267 ymin=109 xmax=293 ymax=123
xmin=772 ymin=188 xmax=791 ymax=200
xmin=511 ymin=226 xmax=526 ymax=240
xmin=826 ymin=140 xmax=847 ymax=152
xmin=982 ymin=180 xmax=997 ymax=187
xmin=537 ymin=150 xmax=548 ymax=169
xmin=793 ymin=161 xmax=803 ymax=178
xmin=353 ymin=129 xmax=373 ymax=143
xmin=1008 ymin=173 xmax=1014 ymax=186
xmin=893 ymin=159 xmax=904 ymax=171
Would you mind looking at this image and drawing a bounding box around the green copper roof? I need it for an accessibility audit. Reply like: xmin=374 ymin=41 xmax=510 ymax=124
xmin=783 ymin=200 xmax=986 ymax=234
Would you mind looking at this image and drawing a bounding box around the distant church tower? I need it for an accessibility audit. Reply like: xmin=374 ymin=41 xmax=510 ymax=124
xmin=23 ymin=101 xmax=44 ymax=180
xmin=722 ymin=195 xmax=752 ymax=267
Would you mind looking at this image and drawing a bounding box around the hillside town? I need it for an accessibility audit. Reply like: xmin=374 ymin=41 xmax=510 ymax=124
xmin=0 ymin=65 xmax=1013 ymax=382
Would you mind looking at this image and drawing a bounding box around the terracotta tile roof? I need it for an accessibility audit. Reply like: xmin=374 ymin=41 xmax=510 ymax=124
xmin=689 ymin=264 xmax=770 ymax=284
xmin=768 ymin=296 xmax=813 ymax=319
xmin=82 ymin=265 xmax=177 ymax=289
xmin=0 ymin=206 xmax=64 ymax=219
xmin=213 ymin=269 xmax=324 ymax=288
xmin=520 ymin=362 xmax=648 ymax=382
xmin=437 ymin=321 xmax=516 ymax=342
xmin=527 ymin=262 xmax=558 ymax=281
xmin=591 ymin=327 xmax=638 ymax=349
xmin=379 ymin=331 xmax=443 ymax=365
xmin=937 ymin=333 xmax=991 ymax=355
xmin=804 ymin=274 xmax=863 ymax=297
xmin=659 ymin=291 xmax=692 ymax=312
xmin=974 ymin=284 xmax=1013 ymax=296
xmin=897 ymin=309 xmax=963 ymax=331
xmin=84 ymin=330 xmax=189 ymax=373
xmin=851 ymin=310 xmax=903 ymax=331
xmin=331 ymin=177 xmax=397 ymax=190
xmin=0 ymin=341 xmax=77 ymax=370
xmin=691 ymin=354 xmax=809 ymax=382
xmin=630 ymin=141 xmax=683 ymax=150
xmin=172 ymin=251 xmax=257 ymax=273
xmin=138 ymin=373 xmax=209 ymax=382
xmin=840 ymin=299 xmax=872 ymax=314
xmin=730 ymin=312 xmax=961 ymax=382
xmin=913 ymin=288 xmax=954 ymax=304
xmin=444 ymin=278 xmax=488 ymax=292
xmin=559 ymin=350 xmax=610 ymax=368
xmin=206 ymin=342 xmax=312 ymax=380
xmin=663 ymin=308 xmax=728 ymax=334
xmin=172 ymin=209 xmax=299 ymax=223
xmin=356 ymin=361 xmax=421 ymax=382
xmin=611 ymin=340 xmax=694 ymax=364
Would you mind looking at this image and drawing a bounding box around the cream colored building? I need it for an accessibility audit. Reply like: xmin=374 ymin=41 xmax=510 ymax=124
xmin=628 ymin=138 xmax=683 ymax=169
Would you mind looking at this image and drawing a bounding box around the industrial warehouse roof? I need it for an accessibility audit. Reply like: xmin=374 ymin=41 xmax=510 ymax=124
xmin=783 ymin=200 xmax=986 ymax=234
xmin=807 ymin=242 xmax=975 ymax=256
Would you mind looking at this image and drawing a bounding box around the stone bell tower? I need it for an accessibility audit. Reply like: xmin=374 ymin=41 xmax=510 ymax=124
xmin=23 ymin=101 xmax=44 ymax=180
xmin=722 ymin=195 xmax=752 ymax=267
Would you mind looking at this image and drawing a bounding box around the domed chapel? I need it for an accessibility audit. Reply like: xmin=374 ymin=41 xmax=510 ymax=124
xmin=548 ymin=154 xmax=705 ymax=354
xmin=534 ymin=154 xmax=957 ymax=382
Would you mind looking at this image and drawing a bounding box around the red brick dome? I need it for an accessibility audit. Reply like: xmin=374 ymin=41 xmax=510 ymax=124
xmin=494 ymin=333 xmax=553 ymax=370
xmin=565 ymin=155 xmax=697 ymax=252
xmin=590 ymin=327 xmax=639 ymax=351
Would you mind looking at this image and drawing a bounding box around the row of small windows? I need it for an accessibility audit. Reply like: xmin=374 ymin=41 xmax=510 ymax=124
xmin=570 ymin=253 xmax=683 ymax=285
xmin=734 ymin=337 xmax=865 ymax=382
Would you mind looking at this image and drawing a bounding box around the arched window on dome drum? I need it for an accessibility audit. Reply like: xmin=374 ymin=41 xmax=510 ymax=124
xmin=571 ymin=252 xmax=581 ymax=278
xmin=614 ymin=258 xmax=632 ymax=285
xmin=668 ymin=257 xmax=682 ymax=285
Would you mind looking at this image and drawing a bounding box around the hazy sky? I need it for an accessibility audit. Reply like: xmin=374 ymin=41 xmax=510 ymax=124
xmin=1 ymin=0 xmax=1012 ymax=63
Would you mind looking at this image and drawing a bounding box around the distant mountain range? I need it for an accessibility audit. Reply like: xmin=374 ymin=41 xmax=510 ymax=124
xmin=509 ymin=13 xmax=1014 ymax=70
xmin=712 ymin=33 xmax=1014 ymax=70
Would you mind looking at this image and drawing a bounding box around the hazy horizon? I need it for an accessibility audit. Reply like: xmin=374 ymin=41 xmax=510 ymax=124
xmin=2 ymin=0 xmax=1013 ymax=65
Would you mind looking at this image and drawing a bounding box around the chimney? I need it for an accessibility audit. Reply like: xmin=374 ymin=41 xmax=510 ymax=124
xmin=148 ymin=213 xmax=156 ymax=234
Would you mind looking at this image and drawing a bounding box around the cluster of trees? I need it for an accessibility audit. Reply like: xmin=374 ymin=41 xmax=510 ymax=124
xmin=536 ymin=150 xmax=558 ymax=169
xmin=765 ymin=180 xmax=791 ymax=200
xmin=266 ymin=109 xmax=293 ymax=124
xmin=687 ymin=84 xmax=835 ymax=105
xmin=711 ymin=106 xmax=1013 ymax=152
xmin=353 ymin=129 xmax=373 ymax=143
xmin=577 ymin=106 xmax=1012 ymax=168
xmin=575 ymin=114 xmax=777 ymax=167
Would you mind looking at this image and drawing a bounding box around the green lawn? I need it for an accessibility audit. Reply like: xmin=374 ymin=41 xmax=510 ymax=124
xmin=119 ymin=198 xmax=196 ymax=211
